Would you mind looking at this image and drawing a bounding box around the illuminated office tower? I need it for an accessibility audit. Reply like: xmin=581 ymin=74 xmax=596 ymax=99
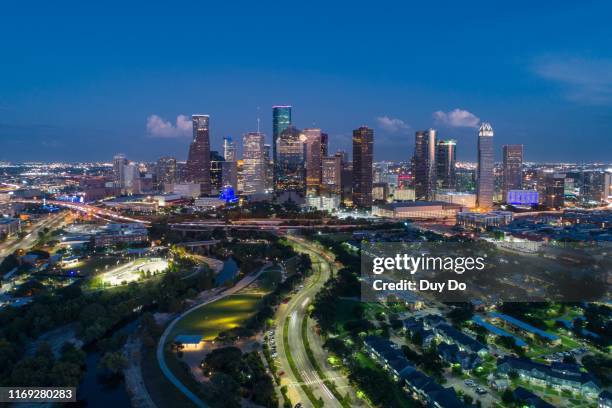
xmin=321 ymin=132 xmax=329 ymax=157
xmin=352 ymin=126 xmax=374 ymax=208
xmin=272 ymin=105 xmax=292 ymax=181
xmin=414 ymin=129 xmax=437 ymax=200
xmin=223 ymin=136 xmax=236 ymax=162
xmin=263 ymin=144 xmax=273 ymax=191
xmin=242 ymin=132 xmax=266 ymax=194
xmin=303 ymin=128 xmax=322 ymax=193
xmin=436 ymin=139 xmax=456 ymax=190
xmin=322 ymin=154 xmax=342 ymax=194
xmin=210 ymin=151 xmax=225 ymax=193
xmin=476 ymin=122 xmax=494 ymax=209
xmin=221 ymin=136 xmax=238 ymax=191
xmin=113 ymin=153 xmax=128 ymax=189
xmin=545 ymin=173 xmax=565 ymax=209
xmin=276 ymin=126 xmax=306 ymax=192
xmin=186 ymin=114 xmax=211 ymax=194
xmin=156 ymin=156 xmax=177 ymax=189
xmin=502 ymin=144 xmax=523 ymax=202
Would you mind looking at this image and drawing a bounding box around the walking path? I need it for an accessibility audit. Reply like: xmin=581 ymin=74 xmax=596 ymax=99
xmin=155 ymin=263 xmax=270 ymax=408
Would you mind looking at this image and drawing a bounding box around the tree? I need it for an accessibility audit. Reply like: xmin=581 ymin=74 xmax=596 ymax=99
xmin=99 ymin=351 xmax=128 ymax=375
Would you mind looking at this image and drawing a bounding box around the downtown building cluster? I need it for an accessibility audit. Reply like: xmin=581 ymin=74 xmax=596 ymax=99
xmin=109 ymin=106 xmax=374 ymax=211
xmin=101 ymin=107 xmax=612 ymax=219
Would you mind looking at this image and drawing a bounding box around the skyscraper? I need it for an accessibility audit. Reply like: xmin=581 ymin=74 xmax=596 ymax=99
xmin=352 ymin=126 xmax=374 ymax=208
xmin=414 ymin=129 xmax=437 ymax=200
xmin=242 ymin=132 xmax=266 ymax=194
xmin=263 ymin=144 xmax=273 ymax=191
xmin=322 ymin=154 xmax=342 ymax=194
xmin=272 ymin=105 xmax=292 ymax=181
xmin=186 ymin=114 xmax=211 ymax=194
xmin=476 ymin=122 xmax=494 ymax=209
xmin=276 ymin=126 xmax=305 ymax=192
xmin=223 ymin=137 xmax=236 ymax=162
xmin=502 ymin=144 xmax=523 ymax=202
xmin=210 ymin=150 xmax=225 ymax=193
xmin=303 ymin=128 xmax=322 ymax=194
xmin=321 ymin=132 xmax=329 ymax=157
xmin=156 ymin=156 xmax=177 ymax=189
xmin=545 ymin=173 xmax=565 ymax=209
xmin=436 ymin=139 xmax=456 ymax=190
xmin=221 ymin=136 xmax=238 ymax=192
xmin=113 ymin=153 xmax=128 ymax=189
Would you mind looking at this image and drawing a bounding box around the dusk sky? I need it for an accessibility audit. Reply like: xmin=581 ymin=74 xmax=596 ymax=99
xmin=1 ymin=1 xmax=611 ymax=163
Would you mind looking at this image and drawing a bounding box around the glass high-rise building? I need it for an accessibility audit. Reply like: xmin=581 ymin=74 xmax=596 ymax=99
xmin=242 ymin=132 xmax=266 ymax=194
xmin=322 ymin=154 xmax=342 ymax=194
xmin=113 ymin=153 xmax=128 ymax=189
xmin=414 ymin=129 xmax=437 ymax=200
xmin=186 ymin=114 xmax=211 ymax=194
xmin=502 ymin=144 xmax=523 ymax=202
xmin=156 ymin=156 xmax=177 ymax=189
xmin=436 ymin=139 xmax=456 ymax=190
xmin=275 ymin=125 xmax=305 ymax=192
xmin=303 ymin=128 xmax=322 ymax=194
xmin=272 ymin=105 xmax=292 ymax=181
xmin=223 ymin=136 xmax=236 ymax=162
xmin=352 ymin=126 xmax=374 ymax=208
xmin=476 ymin=122 xmax=494 ymax=209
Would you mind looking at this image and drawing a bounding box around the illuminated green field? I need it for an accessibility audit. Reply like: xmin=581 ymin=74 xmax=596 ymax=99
xmin=170 ymin=292 xmax=265 ymax=341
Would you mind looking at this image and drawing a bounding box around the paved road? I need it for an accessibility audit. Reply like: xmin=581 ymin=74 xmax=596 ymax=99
xmin=0 ymin=212 xmax=67 ymax=260
xmin=275 ymin=236 xmax=352 ymax=408
xmin=156 ymin=263 xmax=270 ymax=408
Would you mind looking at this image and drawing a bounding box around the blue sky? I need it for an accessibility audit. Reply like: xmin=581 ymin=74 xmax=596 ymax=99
xmin=1 ymin=1 xmax=611 ymax=162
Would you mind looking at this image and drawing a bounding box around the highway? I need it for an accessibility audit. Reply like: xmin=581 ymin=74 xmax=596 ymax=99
xmin=0 ymin=212 xmax=68 ymax=260
xmin=12 ymin=198 xmax=150 ymax=224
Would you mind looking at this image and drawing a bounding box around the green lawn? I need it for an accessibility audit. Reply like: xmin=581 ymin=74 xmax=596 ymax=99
xmin=169 ymin=292 xmax=265 ymax=341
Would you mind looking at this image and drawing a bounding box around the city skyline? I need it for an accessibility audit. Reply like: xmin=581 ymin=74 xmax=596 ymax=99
xmin=2 ymin=2 xmax=612 ymax=162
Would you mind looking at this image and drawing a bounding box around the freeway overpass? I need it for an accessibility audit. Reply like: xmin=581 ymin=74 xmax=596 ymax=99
xmin=12 ymin=199 xmax=151 ymax=224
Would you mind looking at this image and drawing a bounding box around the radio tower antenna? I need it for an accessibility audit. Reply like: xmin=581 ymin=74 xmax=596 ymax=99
xmin=256 ymin=106 xmax=261 ymax=133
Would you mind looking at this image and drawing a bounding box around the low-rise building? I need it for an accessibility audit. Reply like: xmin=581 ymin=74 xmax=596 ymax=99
xmin=456 ymin=211 xmax=513 ymax=229
xmin=403 ymin=370 xmax=465 ymax=407
xmin=434 ymin=191 xmax=477 ymax=208
xmin=363 ymin=336 xmax=416 ymax=381
xmin=304 ymin=194 xmax=340 ymax=213
xmin=373 ymin=201 xmax=464 ymax=220
xmin=497 ymin=357 xmax=600 ymax=397
xmin=93 ymin=223 xmax=148 ymax=247
xmin=0 ymin=217 xmax=20 ymax=237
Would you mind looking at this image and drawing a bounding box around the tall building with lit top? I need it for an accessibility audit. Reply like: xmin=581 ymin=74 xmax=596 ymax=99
xmin=242 ymin=132 xmax=266 ymax=194
xmin=186 ymin=114 xmax=211 ymax=194
xmin=476 ymin=122 xmax=494 ymax=209
xmin=436 ymin=139 xmax=456 ymax=190
xmin=502 ymin=144 xmax=523 ymax=202
xmin=352 ymin=126 xmax=374 ymax=208
xmin=414 ymin=129 xmax=437 ymax=200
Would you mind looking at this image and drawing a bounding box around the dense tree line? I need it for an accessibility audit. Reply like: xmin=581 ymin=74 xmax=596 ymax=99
xmin=201 ymin=347 xmax=278 ymax=408
xmin=0 ymin=265 xmax=215 ymax=386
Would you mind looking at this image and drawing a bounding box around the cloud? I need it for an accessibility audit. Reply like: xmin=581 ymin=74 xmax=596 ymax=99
xmin=376 ymin=116 xmax=410 ymax=133
xmin=534 ymin=56 xmax=612 ymax=104
xmin=146 ymin=114 xmax=191 ymax=138
xmin=433 ymin=109 xmax=480 ymax=128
